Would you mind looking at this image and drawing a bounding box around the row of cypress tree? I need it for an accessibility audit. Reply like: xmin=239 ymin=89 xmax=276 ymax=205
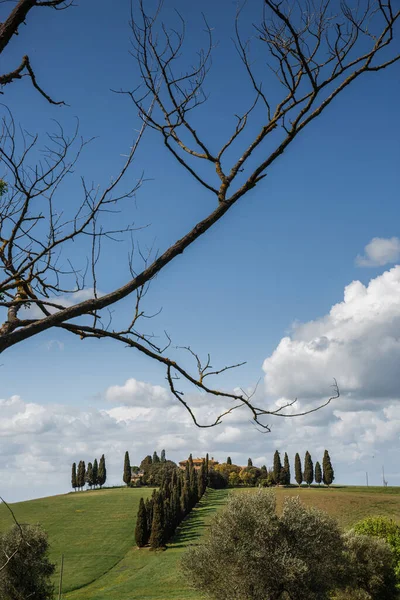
xmin=294 ymin=449 xmax=334 ymax=486
xmin=71 ymin=455 xmax=107 ymax=491
xmin=135 ymin=454 xmax=209 ymax=549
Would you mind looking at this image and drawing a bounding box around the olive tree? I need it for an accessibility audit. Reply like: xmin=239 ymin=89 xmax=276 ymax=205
xmin=0 ymin=523 xmax=55 ymax=600
xmin=181 ymin=490 xmax=346 ymax=599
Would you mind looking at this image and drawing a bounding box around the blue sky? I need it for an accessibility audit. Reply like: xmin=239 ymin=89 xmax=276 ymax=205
xmin=0 ymin=0 xmax=399 ymax=501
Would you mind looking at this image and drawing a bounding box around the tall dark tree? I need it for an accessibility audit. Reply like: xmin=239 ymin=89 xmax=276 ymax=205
xmin=283 ymin=452 xmax=290 ymax=485
xmin=149 ymin=493 xmax=164 ymax=549
xmin=322 ymin=450 xmax=334 ymax=486
xmin=247 ymin=458 xmax=253 ymax=467
xmin=123 ymin=451 xmax=131 ymax=486
xmin=199 ymin=460 xmax=207 ymax=496
xmin=85 ymin=462 xmax=94 ymax=488
xmin=135 ymin=497 xmax=149 ymax=547
xmin=77 ymin=460 xmax=86 ymax=490
xmin=315 ymin=461 xmax=322 ymax=486
xmin=273 ymin=451 xmax=282 ymax=484
xmin=98 ymin=454 xmax=106 ymax=488
xmin=161 ymin=449 xmax=166 ymax=463
xmin=145 ymin=497 xmax=153 ymax=534
xmin=92 ymin=458 xmax=99 ymax=488
xmin=295 ymin=453 xmax=303 ymax=487
xmin=153 ymin=451 xmax=160 ymax=463
xmin=71 ymin=462 xmax=77 ymax=491
xmin=304 ymin=451 xmax=314 ymax=487
xmin=227 ymin=456 xmax=232 ymax=465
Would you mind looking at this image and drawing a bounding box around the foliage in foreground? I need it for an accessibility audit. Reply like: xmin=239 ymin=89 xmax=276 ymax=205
xmin=353 ymin=516 xmax=400 ymax=588
xmin=181 ymin=490 xmax=397 ymax=600
xmin=0 ymin=524 xmax=55 ymax=600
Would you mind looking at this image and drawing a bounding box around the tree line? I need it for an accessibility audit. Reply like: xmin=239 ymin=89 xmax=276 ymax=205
xmin=211 ymin=450 xmax=334 ymax=488
xmin=71 ymin=455 xmax=107 ymax=491
xmin=135 ymin=454 xmax=209 ymax=549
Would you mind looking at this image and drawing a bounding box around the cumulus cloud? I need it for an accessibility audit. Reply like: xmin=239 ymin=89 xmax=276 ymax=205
xmin=263 ymin=266 xmax=400 ymax=403
xmin=356 ymin=236 xmax=400 ymax=267
xmin=105 ymin=378 xmax=173 ymax=407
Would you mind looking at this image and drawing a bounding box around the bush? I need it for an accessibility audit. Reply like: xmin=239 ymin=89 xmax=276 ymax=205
xmin=353 ymin=516 xmax=400 ymax=587
xmin=0 ymin=524 xmax=55 ymax=600
xmin=182 ymin=490 xmax=345 ymax=600
xmin=334 ymin=531 xmax=397 ymax=600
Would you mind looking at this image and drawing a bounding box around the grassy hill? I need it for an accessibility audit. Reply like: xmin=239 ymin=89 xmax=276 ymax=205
xmin=0 ymin=485 xmax=399 ymax=599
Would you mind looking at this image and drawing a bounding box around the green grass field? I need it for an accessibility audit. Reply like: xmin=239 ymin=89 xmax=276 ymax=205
xmin=0 ymin=485 xmax=399 ymax=599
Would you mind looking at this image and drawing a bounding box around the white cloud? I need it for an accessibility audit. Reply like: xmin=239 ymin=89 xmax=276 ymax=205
xmin=263 ymin=266 xmax=400 ymax=402
xmin=105 ymin=378 xmax=173 ymax=407
xmin=356 ymin=236 xmax=400 ymax=267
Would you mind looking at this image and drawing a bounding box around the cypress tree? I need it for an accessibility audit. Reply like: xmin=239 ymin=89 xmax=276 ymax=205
xmin=205 ymin=453 xmax=209 ymax=485
xmin=78 ymin=460 xmax=86 ymax=490
xmin=71 ymin=462 xmax=77 ymax=491
xmin=322 ymin=450 xmax=334 ymax=486
xmin=283 ymin=452 xmax=291 ymax=485
xmin=135 ymin=497 xmax=149 ymax=547
xmin=145 ymin=498 xmax=153 ymax=533
xmin=92 ymin=458 xmax=98 ymax=488
xmin=161 ymin=449 xmax=166 ymax=463
xmin=227 ymin=456 xmax=232 ymax=465
xmin=199 ymin=461 xmax=206 ymax=496
xmin=295 ymin=453 xmax=303 ymax=487
xmin=181 ymin=480 xmax=190 ymax=516
xmin=315 ymin=461 xmax=322 ymax=486
xmin=86 ymin=462 xmax=93 ymax=488
xmin=153 ymin=451 xmax=160 ymax=463
xmin=273 ymin=450 xmax=282 ymax=484
xmin=98 ymin=454 xmax=106 ymax=488
xmin=77 ymin=461 xmax=82 ymax=490
xmin=123 ymin=451 xmax=131 ymax=486
xmin=304 ymin=451 xmax=314 ymax=487
xmin=247 ymin=458 xmax=253 ymax=467
xmin=149 ymin=493 xmax=164 ymax=549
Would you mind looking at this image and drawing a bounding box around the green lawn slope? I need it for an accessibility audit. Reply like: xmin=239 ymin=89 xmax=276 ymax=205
xmin=0 ymin=485 xmax=398 ymax=599
xmin=0 ymin=487 xmax=154 ymax=594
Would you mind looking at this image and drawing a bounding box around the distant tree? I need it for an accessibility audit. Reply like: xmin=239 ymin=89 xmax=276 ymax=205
xmin=322 ymin=450 xmax=334 ymax=486
xmin=140 ymin=455 xmax=153 ymax=470
xmin=123 ymin=451 xmax=131 ymax=486
xmin=229 ymin=471 xmax=241 ymax=487
xmin=295 ymin=453 xmax=303 ymax=487
xmin=227 ymin=456 xmax=232 ymax=465
xmin=85 ymin=462 xmax=94 ymax=488
xmin=0 ymin=524 xmax=55 ymax=600
xmin=78 ymin=460 xmax=86 ymax=490
xmin=273 ymin=450 xmax=282 ymax=484
xmin=153 ymin=451 xmax=160 ymax=464
xmin=315 ymin=461 xmax=322 ymax=486
xmin=283 ymin=452 xmax=291 ymax=485
xmin=304 ymin=451 xmax=314 ymax=487
xmin=71 ymin=462 xmax=77 ymax=491
xmin=205 ymin=453 xmax=209 ymax=486
xmin=98 ymin=454 xmax=107 ymax=488
xmin=199 ymin=460 xmax=206 ymax=496
xmin=135 ymin=497 xmax=149 ymax=547
xmin=161 ymin=449 xmax=166 ymax=463
xmin=149 ymin=493 xmax=165 ymax=549
xmin=247 ymin=458 xmax=253 ymax=467
xmin=92 ymin=458 xmax=99 ymax=488
xmin=182 ymin=490 xmax=346 ymax=600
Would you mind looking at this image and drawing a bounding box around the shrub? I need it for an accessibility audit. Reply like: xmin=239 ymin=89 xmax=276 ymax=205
xmin=182 ymin=490 xmax=345 ymax=600
xmin=336 ymin=531 xmax=397 ymax=600
xmin=353 ymin=516 xmax=400 ymax=587
xmin=0 ymin=524 xmax=55 ymax=600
